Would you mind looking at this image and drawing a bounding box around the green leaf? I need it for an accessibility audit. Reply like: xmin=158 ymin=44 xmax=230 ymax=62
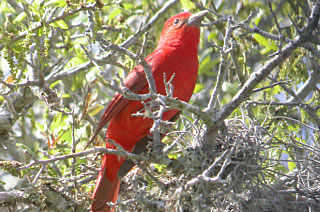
xmin=199 ymin=56 xmax=219 ymax=76
xmin=67 ymin=56 xmax=86 ymax=69
xmin=59 ymin=128 xmax=72 ymax=143
xmin=122 ymin=3 xmax=134 ymax=10
xmin=50 ymin=20 xmax=68 ymax=29
xmin=255 ymin=114 xmax=266 ymax=122
xmin=86 ymin=69 xmax=97 ymax=82
xmin=50 ymin=80 xmax=61 ymax=89
xmin=254 ymin=34 xmax=270 ymax=47
xmin=153 ymin=163 xmax=166 ymax=173
xmin=251 ymin=9 xmax=264 ymax=27
xmin=13 ymin=12 xmax=27 ymax=24
xmin=1 ymin=1 xmax=14 ymax=13
xmin=194 ymin=83 xmax=204 ymax=93
xmin=108 ymin=8 xmax=121 ymax=20
xmin=288 ymin=161 xmax=296 ymax=171
xmin=207 ymin=31 xmax=218 ymax=42
xmin=254 ymin=34 xmax=277 ymax=54
xmin=180 ymin=0 xmax=195 ymax=11
xmin=73 ymin=36 xmax=88 ymax=45
xmin=35 ymin=123 xmax=44 ymax=131
xmin=51 ymin=112 xmax=67 ymax=131
xmin=61 ymin=93 xmax=70 ymax=98
xmin=168 ymin=153 xmax=179 ymax=160
xmin=12 ymin=41 xmax=24 ymax=53
xmin=222 ymin=82 xmax=239 ymax=96
xmin=89 ymin=104 xmax=105 ymax=116
xmin=44 ymin=0 xmax=67 ymax=7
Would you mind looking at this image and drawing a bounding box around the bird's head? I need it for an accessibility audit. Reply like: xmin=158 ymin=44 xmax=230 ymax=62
xmin=158 ymin=11 xmax=207 ymax=49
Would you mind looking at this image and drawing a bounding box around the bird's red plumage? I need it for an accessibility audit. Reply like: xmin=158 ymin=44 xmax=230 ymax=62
xmin=91 ymin=11 xmax=206 ymax=212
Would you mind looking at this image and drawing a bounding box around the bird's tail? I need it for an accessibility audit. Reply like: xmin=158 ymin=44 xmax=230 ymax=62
xmin=92 ymin=158 xmax=120 ymax=212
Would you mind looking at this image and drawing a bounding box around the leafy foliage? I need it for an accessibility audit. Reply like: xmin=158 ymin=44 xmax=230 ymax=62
xmin=0 ymin=0 xmax=319 ymax=211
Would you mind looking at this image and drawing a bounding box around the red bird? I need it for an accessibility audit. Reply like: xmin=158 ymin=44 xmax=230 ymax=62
xmin=91 ymin=11 xmax=207 ymax=212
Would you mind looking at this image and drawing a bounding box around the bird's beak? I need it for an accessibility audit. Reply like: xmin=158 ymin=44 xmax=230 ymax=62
xmin=187 ymin=10 xmax=208 ymax=26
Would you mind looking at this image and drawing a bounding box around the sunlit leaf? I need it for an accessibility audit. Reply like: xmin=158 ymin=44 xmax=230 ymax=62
xmin=252 ymin=9 xmax=264 ymax=26
xmin=180 ymin=0 xmax=195 ymax=11
xmin=59 ymin=128 xmax=72 ymax=143
xmin=50 ymin=80 xmax=61 ymax=89
xmin=194 ymin=83 xmax=204 ymax=93
xmin=51 ymin=112 xmax=67 ymax=131
xmin=61 ymin=93 xmax=70 ymax=98
xmin=108 ymin=8 xmax=121 ymax=20
xmin=153 ymin=163 xmax=166 ymax=173
xmin=13 ymin=12 xmax=27 ymax=24
xmin=12 ymin=41 xmax=24 ymax=53
xmin=44 ymin=0 xmax=67 ymax=7
xmin=288 ymin=161 xmax=296 ymax=171
xmin=89 ymin=104 xmax=105 ymax=116
xmin=50 ymin=20 xmax=69 ymax=29
xmin=168 ymin=153 xmax=179 ymax=160
xmin=254 ymin=34 xmax=278 ymax=54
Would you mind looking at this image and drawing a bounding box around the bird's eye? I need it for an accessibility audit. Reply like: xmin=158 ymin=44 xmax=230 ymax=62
xmin=173 ymin=18 xmax=180 ymax=25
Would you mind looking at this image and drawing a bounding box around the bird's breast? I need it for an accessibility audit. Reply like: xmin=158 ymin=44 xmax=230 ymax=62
xmin=153 ymin=47 xmax=199 ymax=102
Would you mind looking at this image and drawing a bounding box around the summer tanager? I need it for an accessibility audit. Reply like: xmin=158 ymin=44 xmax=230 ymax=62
xmin=91 ymin=11 xmax=207 ymax=212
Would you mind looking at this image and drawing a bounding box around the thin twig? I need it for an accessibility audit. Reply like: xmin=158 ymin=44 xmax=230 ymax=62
xmin=252 ymin=80 xmax=292 ymax=93
xmin=267 ymin=0 xmax=284 ymax=56
xmin=19 ymin=147 xmax=146 ymax=170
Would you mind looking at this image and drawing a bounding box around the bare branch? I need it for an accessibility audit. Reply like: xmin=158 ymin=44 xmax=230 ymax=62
xmin=216 ymin=29 xmax=317 ymax=127
xmin=19 ymin=147 xmax=146 ymax=170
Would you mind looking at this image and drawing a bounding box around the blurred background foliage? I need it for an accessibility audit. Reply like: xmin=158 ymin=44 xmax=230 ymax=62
xmin=0 ymin=0 xmax=319 ymax=211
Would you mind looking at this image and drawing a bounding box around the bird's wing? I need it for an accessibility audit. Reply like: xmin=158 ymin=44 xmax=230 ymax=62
xmin=98 ymin=69 xmax=147 ymax=129
xmin=88 ymin=49 xmax=164 ymax=145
